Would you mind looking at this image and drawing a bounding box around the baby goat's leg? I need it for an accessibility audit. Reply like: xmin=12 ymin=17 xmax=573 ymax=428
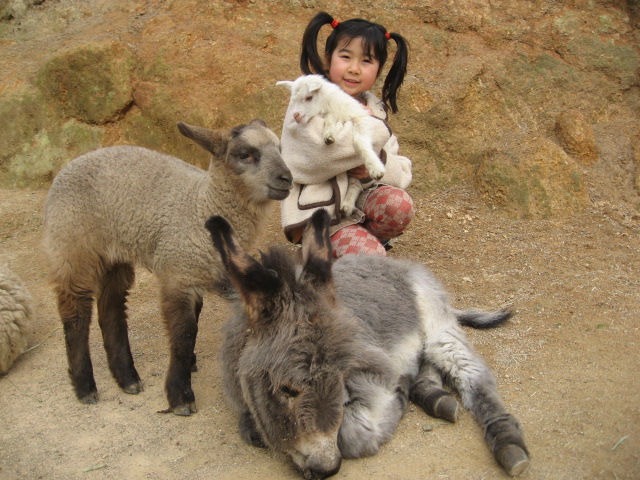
xmin=410 ymin=358 xmax=459 ymax=423
xmin=352 ymin=130 xmax=385 ymax=180
xmin=323 ymin=112 xmax=339 ymax=145
xmin=428 ymin=324 xmax=529 ymax=476
xmin=96 ymin=263 xmax=142 ymax=394
xmin=161 ymin=282 xmax=199 ymax=415
xmin=57 ymin=286 xmax=97 ymax=403
xmin=341 ymin=178 xmax=364 ymax=216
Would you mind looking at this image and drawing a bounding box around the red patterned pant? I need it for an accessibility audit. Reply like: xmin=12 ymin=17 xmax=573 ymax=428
xmin=331 ymin=186 xmax=414 ymax=257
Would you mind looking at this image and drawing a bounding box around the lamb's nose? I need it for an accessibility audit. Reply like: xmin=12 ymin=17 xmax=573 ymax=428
xmin=293 ymin=112 xmax=303 ymax=123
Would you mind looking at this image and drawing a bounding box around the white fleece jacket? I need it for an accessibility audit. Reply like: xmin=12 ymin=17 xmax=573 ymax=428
xmin=280 ymin=91 xmax=413 ymax=242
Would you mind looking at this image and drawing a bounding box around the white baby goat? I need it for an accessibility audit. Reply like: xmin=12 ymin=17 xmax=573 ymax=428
xmin=277 ymin=74 xmax=386 ymax=216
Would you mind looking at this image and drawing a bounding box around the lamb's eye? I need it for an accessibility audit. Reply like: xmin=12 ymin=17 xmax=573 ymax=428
xmin=238 ymin=153 xmax=250 ymax=160
xmin=280 ymin=385 xmax=300 ymax=398
xmin=304 ymin=95 xmax=313 ymax=102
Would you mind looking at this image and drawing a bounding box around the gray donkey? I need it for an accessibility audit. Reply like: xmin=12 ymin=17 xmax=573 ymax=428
xmin=206 ymin=210 xmax=529 ymax=479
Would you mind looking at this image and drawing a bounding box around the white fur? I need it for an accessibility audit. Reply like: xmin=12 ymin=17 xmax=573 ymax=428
xmin=0 ymin=263 xmax=34 ymax=375
xmin=277 ymin=75 xmax=386 ymax=215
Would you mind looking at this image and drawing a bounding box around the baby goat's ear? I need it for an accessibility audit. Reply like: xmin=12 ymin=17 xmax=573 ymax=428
xmin=276 ymin=80 xmax=294 ymax=91
xmin=177 ymin=122 xmax=230 ymax=159
xmin=205 ymin=216 xmax=281 ymax=309
xmin=301 ymin=209 xmax=333 ymax=286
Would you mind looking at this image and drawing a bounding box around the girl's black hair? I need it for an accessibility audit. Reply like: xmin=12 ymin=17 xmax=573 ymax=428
xmin=300 ymin=11 xmax=409 ymax=114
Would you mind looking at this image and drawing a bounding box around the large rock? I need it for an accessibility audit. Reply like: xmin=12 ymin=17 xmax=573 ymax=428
xmin=474 ymin=135 xmax=588 ymax=219
xmin=36 ymin=39 xmax=135 ymax=124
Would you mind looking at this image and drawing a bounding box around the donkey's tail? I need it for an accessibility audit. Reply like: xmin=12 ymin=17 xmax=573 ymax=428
xmin=453 ymin=308 xmax=512 ymax=329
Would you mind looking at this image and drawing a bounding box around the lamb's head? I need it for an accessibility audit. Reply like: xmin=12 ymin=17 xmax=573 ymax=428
xmin=177 ymin=119 xmax=292 ymax=201
xmin=277 ymin=75 xmax=334 ymax=126
xmin=206 ymin=210 xmax=359 ymax=479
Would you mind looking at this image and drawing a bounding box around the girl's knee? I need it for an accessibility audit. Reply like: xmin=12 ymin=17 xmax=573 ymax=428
xmin=331 ymin=225 xmax=386 ymax=258
xmin=364 ymin=187 xmax=414 ymax=239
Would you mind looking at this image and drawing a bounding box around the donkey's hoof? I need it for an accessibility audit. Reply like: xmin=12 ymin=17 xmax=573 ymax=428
xmin=324 ymin=135 xmax=335 ymax=145
xmin=496 ymin=444 xmax=529 ymax=476
xmin=123 ymin=382 xmax=143 ymax=394
xmin=172 ymin=402 xmax=197 ymax=416
xmin=433 ymin=395 xmax=459 ymax=423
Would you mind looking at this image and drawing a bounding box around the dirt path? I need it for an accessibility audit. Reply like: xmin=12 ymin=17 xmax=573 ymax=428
xmin=1 ymin=185 xmax=638 ymax=479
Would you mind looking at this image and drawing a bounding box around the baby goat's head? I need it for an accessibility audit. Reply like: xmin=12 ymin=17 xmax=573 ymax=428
xmin=206 ymin=210 xmax=359 ymax=479
xmin=177 ymin=119 xmax=292 ymax=201
xmin=277 ymin=75 xmax=334 ymax=126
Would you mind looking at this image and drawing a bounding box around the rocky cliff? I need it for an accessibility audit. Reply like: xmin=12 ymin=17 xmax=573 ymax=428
xmin=1 ymin=0 xmax=638 ymax=221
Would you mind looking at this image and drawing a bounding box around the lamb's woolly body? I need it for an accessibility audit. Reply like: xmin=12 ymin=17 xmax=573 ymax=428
xmin=0 ymin=264 xmax=34 ymax=375
xmin=43 ymin=120 xmax=292 ymax=413
xmin=45 ymin=146 xmax=267 ymax=292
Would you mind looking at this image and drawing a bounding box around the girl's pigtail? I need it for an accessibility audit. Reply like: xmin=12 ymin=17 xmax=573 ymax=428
xmin=300 ymin=11 xmax=334 ymax=75
xmin=382 ymin=32 xmax=409 ymax=114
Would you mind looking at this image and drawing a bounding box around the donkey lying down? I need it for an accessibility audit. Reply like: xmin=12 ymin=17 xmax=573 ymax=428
xmin=206 ymin=210 xmax=529 ymax=479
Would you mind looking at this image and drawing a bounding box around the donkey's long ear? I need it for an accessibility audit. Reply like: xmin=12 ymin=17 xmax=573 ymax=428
xmin=301 ymin=209 xmax=333 ymax=286
xmin=205 ymin=216 xmax=281 ymax=309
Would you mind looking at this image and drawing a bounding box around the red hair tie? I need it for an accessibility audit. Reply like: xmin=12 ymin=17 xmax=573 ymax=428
xmin=330 ymin=19 xmax=340 ymax=29
xmin=385 ymin=32 xmax=391 ymax=39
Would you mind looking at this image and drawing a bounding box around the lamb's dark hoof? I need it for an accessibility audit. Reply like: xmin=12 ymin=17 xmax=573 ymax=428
xmin=79 ymin=392 xmax=99 ymax=404
xmin=433 ymin=394 xmax=459 ymax=423
xmin=123 ymin=382 xmax=143 ymax=394
xmin=172 ymin=402 xmax=197 ymax=416
xmin=496 ymin=444 xmax=530 ymax=476
xmin=324 ymin=136 xmax=335 ymax=145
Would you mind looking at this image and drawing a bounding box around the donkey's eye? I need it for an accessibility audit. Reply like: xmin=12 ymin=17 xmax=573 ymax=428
xmin=280 ymin=385 xmax=300 ymax=398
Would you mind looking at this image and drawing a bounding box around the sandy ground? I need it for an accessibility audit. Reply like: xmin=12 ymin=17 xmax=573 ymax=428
xmin=0 ymin=185 xmax=638 ymax=480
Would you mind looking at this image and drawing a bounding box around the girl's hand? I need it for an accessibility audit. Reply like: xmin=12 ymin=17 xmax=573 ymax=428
xmin=362 ymin=105 xmax=375 ymax=115
xmin=347 ymin=165 xmax=371 ymax=179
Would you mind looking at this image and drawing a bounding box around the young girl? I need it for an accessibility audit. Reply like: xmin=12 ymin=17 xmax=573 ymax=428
xmin=280 ymin=11 xmax=413 ymax=257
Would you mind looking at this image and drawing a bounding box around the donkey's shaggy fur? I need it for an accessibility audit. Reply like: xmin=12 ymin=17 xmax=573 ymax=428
xmin=43 ymin=120 xmax=292 ymax=414
xmin=0 ymin=263 xmax=34 ymax=375
xmin=207 ymin=210 xmax=529 ymax=479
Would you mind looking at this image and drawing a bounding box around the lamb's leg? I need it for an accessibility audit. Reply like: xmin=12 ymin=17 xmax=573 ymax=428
xmin=428 ymin=324 xmax=529 ymax=476
xmin=191 ymin=295 xmax=203 ymax=372
xmin=338 ymin=372 xmax=409 ymax=458
xmin=341 ymin=177 xmax=364 ymax=216
xmin=57 ymin=287 xmax=98 ymax=403
xmin=161 ymin=283 xmax=199 ymax=415
xmin=96 ymin=263 xmax=142 ymax=394
xmin=410 ymin=358 xmax=459 ymax=423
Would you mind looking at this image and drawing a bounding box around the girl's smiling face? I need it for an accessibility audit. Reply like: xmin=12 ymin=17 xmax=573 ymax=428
xmin=327 ymin=37 xmax=380 ymax=98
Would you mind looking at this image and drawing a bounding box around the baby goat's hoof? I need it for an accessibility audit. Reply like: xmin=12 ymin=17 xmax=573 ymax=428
xmin=172 ymin=402 xmax=198 ymax=416
xmin=433 ymin=395 xmax=459 ymax=423
xmin=324 ymin=135 xmax=335 ymax=145
xmin=496 ymin=445 xmax=530 ymax=476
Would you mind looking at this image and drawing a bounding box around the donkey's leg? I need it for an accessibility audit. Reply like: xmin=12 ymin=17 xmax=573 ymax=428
xmin=96 ymin=263 xmax=142 ymax=394
xmin=338 ymin=372 xmax=408 ymax=459
xmin=410 ymin=358 xmax=459 ymax=422
xmin=191 ymin=295 xmax=203 ymax=373
xmin=161 ymin=283 xmax=199 ymax=415
xmin=57 ymin=287 xmax=97 ymax=403
xmin=428 ymin=325 xmax=529 ymax=476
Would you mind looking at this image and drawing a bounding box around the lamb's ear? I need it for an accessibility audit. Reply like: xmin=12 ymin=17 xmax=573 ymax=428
xmin=177 ymin=122 xmax=230 ymax=159
xmin=301 ymin=209 xmax=333 ymax=286
xmin=276 ymin=80 xmax=294 ymax=91
xmin=205 ymin=216 xmax=281 ymax=308
xmin=306 ymin=76 xmax=324 ymax=93
xmin=249 ymin=118 xmax=267 ymax=127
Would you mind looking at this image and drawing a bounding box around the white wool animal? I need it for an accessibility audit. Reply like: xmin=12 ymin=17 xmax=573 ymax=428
xmin=277 ymin=75 xmax=385 ymax=216
xmin=0 ymin=263 xmax=34 ymax=375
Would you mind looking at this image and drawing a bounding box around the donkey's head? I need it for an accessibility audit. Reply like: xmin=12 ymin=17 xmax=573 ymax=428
xmin=206 ymin=210 xmax=356 ymax=479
